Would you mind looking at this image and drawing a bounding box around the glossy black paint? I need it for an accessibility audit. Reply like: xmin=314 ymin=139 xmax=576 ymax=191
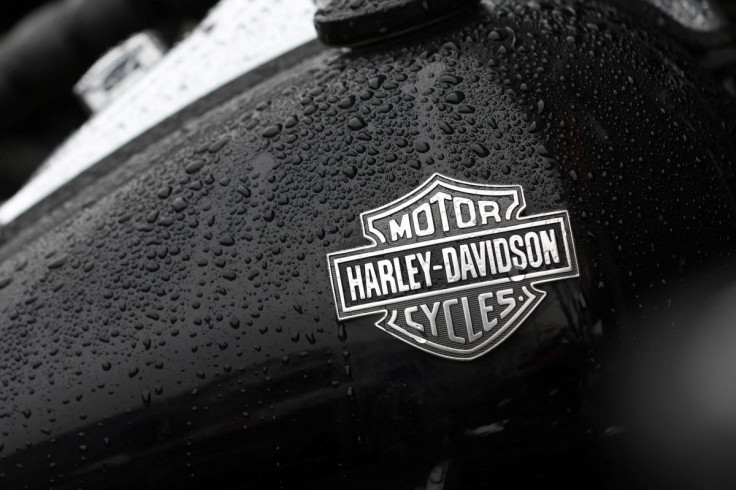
xmin=1 ymin=1 xmax=736 ymax=488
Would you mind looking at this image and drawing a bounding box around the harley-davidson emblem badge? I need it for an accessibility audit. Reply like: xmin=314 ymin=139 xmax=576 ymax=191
xmin=327 ymin=174 xmax=579 ymax=361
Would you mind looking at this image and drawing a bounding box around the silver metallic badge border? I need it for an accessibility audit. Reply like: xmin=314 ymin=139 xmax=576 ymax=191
xmin=326 ymin=173 xmax=580 ymax=362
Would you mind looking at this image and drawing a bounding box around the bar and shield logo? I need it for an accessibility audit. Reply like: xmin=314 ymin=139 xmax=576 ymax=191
xmin=327 ymin=174 xmax=579 ymax=361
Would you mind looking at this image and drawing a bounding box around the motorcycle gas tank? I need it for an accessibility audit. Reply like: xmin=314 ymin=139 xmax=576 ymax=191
xmin=1 ymin=0 xmax=736 ymax=488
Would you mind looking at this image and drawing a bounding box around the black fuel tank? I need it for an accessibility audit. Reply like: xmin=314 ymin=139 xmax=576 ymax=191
xmin=1 ymin=0 xmax=736 ymax=488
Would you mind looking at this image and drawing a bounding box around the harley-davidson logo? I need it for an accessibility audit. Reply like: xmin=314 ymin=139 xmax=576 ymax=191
xmin=327 ymin=174 xmax=579 ymax=361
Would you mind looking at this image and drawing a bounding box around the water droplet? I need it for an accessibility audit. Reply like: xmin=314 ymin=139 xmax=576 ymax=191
xmin=348 ymin=117 xmax=366 ymax=130
xmin=445 ymin=91 xmax=465 ymax=104
xmin=263 ymin=124 xmax=282 ymax=138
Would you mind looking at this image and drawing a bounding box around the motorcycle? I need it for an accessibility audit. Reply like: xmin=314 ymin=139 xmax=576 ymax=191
xmin=0 ymin=0 xmax=735 ymax=488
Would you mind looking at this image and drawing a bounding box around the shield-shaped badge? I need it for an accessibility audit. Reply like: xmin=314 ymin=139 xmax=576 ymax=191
xmin=327 ymin=174 xmax=579 ymax=361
